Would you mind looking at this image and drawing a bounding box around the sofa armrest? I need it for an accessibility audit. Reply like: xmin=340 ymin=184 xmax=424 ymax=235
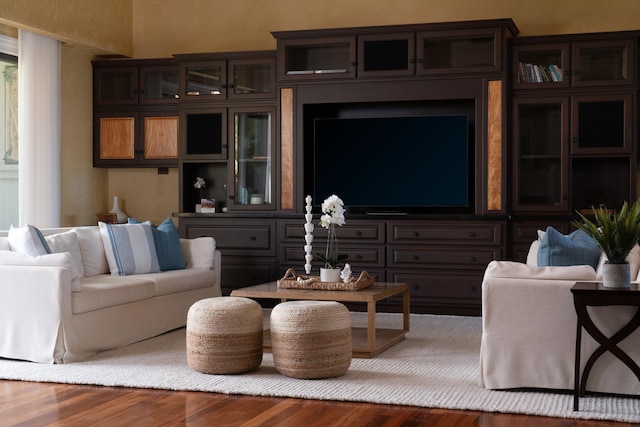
xmin=0 ymin=265 xmax=72 ymax=363
xmin=483 ymin=260 xmax=597 ymax=281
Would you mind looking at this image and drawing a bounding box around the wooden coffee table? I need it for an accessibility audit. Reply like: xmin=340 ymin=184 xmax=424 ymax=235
xmin=231 ymin=282 xmax=410 ymax=358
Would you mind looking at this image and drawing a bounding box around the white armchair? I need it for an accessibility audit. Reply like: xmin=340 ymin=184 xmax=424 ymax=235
xmin=480 ymin=239 xmax=640 ymax=395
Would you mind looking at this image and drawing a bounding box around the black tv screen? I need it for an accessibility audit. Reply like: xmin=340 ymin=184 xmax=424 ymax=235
xmin=311 ymin=115 xmax=472 ymax=213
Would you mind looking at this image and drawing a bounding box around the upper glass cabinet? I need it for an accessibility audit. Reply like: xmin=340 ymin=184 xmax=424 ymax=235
xmin=418 ymin=28 xmax=501 ymax=75
xmin=94 ymin=61 xmax=178 ymax=105
xmin=277 ymin=37 xmax=356 ymax=80
xmin=177 ymin=55 xmax=275 ymax=101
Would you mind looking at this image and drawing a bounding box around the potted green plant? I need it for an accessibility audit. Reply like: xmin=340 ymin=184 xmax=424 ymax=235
xmin=572 ymin=199 xmax=640 ymax=288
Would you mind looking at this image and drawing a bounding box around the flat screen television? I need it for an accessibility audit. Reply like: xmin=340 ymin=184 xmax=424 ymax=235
xmin=308 ymin=114 xmax=473 ymax=214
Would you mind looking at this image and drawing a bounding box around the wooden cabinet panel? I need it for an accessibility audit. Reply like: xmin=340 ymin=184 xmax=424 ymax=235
xmin=99 ymin=116 xmax=135 ymax=159
xmin=143 ymin=116 xmax=179 ymax=159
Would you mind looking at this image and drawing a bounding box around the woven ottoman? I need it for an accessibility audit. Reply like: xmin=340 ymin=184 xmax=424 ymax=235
xmin=270 ymin=300 xmax=352 ymax=379
xmin=186 ymin=297 xmax=263 ymax=374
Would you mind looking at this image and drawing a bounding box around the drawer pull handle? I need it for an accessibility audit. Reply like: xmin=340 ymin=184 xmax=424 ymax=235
xmin=468 ymin=256 xmax=476 ymax=262
xmin=355 ymin=230 xmax=362 ymax=236
xmin=355 ymin=254 xmax=362 ymax=260
xmin=468 ymin=286 xmax=477 ymax=292
xmin=469 ymin=231 xmax=476 ymax=237
xmin=412 ymin=231 xmax=419 ymax=237
xmin=413 ymin=255 xmax=420 ymax=261
xmin=249 ymin=236 xmax=256 ymax=241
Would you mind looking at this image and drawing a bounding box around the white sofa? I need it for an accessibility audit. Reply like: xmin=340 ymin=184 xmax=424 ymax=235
xmin=480 ymin=239 xmax=640 ymax=395
xmin=0 ymin=226 xmax=221 ymax=363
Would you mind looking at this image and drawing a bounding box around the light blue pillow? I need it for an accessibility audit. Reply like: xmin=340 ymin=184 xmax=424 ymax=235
xmin=8 ymin=224 xmax=52 ymax=256
xmin=99 ymin=221 xmax=160 ymax=276
xmin=538 ymin=226 xmax=601 ymax=270
xmin=129 ymin=217 xmax=186 ymax=271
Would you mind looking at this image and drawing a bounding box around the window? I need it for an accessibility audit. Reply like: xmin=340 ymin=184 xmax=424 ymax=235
xmin=0 ymin=35 xmax=18 ymax=230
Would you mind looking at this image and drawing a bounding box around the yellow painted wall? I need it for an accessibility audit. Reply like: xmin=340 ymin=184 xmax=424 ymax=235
xmin=0 ymin=0 xmax=133 ymax=56
xmin=3 ymin=1 xmax=640 ymax=225
xmin=132 ymin=0 xmax=640 ymax=58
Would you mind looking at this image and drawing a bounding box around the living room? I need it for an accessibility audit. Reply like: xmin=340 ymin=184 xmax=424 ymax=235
xmin=1 ymin=1 xmax=640 ymax=425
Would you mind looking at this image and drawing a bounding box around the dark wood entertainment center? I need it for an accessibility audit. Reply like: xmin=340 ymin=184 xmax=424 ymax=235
xmin=93 ymin=18 xmax=638 ymax=315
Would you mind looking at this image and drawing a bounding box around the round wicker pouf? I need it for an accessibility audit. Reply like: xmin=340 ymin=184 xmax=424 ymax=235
xmin=270 ymin=300 xmax=352 ymax=379
xmin=186 ymin=297 xmax=263 ymax=374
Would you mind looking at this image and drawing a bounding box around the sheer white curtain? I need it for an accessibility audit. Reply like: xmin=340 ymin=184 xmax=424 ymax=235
xmin=18 ymin=30 xmax=61 ymax=227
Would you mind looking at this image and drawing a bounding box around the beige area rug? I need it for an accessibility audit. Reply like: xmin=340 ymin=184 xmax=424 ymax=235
xmin=0 ymin=312 xmax=639 ymax=423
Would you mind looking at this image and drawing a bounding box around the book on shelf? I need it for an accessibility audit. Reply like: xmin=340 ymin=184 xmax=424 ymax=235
xmin=518 ymin=62 xmax=563 ymax=83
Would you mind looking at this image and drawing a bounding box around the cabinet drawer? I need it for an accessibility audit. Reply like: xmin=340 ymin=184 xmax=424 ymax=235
xmin=280 ymin=244 xmax=385 ymax=268
xmin=180 ymin=220 xmax=275 ymax=256
xmin=389 ymin=221 xmax=503 ymax=245
xmin=388 ymin=246 xmax=500 ymax=269
xmin=279 ymin=220 xmax=384 ymax=244
xmin=389 ymin=270 xmax=482 ymax=301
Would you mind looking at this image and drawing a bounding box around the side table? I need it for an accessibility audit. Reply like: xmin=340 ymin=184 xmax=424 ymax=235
xmin=571 ymin=282 xmax=640 ymax=411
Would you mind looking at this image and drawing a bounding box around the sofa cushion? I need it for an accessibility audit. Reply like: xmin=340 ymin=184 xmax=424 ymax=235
xmin=72 ymin=275 xmax=155 ymax=314
xmin=136 ymin=268 xmax=218 ymax=296
xmin=8 ymin=225 xmax=51 ymax=256
xmin=0 ymin=250 xmax=83 ymax=292
xmin=99 ymin=221 xmax=160 ymax=276
xmin=72 ymin=226 xmax=109 ymax=277
xmin=538 ymin=226 xmax=601 ymax=270
xmin=45 ymin=231 xmax=85 ymax=278
xmin=0 ymin=237 xmax=9 ymax=251
xmin=128 ymin=217 xmax=186 ymax=272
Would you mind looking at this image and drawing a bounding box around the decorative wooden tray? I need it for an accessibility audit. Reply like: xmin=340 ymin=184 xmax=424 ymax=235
xmin=277 ymin=268 xmax=374 ymax=291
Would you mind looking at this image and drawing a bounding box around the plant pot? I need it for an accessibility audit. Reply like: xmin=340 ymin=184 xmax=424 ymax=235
xmin=320 ymin=268 xmax=341 ymax=283
xmin=602 ymin=262 xmax=631 ymax=288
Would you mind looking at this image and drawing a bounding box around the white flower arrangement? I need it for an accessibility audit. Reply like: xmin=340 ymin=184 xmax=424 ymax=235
xmin=193 ymin=177 xmax=206 ymax=190
xmin=317 ymin=194 xmax=348 ymax=269
xmin=319 ymin=194 xmax=346 ymax=229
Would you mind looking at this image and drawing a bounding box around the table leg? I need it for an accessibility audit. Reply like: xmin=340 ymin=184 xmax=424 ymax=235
xmin=403 ymin=288 xmax=410 ymax=332
xmin=367 ymin=301 xmax=376 ymax=354
xmin=575 ymin=305 xmax=640 ymax=397
xmin=574 ymin=319 xmax=582 ymax=411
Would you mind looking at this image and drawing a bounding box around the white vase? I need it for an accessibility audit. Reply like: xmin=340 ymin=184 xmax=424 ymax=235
xmin=602 ymin=262 xmax=631 ymax=288
xmin=320 ymin=268 xmax=341 ymax=282
xmin=109 ymin=196 xmax=128 ymax=223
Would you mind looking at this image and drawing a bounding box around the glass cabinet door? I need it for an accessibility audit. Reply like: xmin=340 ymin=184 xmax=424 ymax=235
xmin=139 ymin=65 xmax=179 ymax=104
xmin=180 ymin=60 xmax=226 ymax=99
xmin=512 ymin=98 xmax=569 ymax=212
xmin=228 ymin=58 xmax=275 ymax=99
xmin=572 ymin=39 xmax=634 ymax=87
xmin=230 ymin=107 xmax=275 ymax=209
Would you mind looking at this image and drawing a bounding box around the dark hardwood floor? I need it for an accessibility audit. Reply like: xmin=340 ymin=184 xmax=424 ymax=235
xmin=0 ymin=380 xmax=634 ymax=427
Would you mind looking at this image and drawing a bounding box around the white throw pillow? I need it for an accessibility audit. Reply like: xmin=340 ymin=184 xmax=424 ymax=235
xmin=8 ymin=224 xmax=51 ymax=256
xmin=180 ymin=237 xmax=216 ymax=269
xmin=99 ymin=221 xmax=160 ymax=276
xmin=45 ymin=231 xmax=85 ymax=278
xmin=0 ymin=250 xmax=83 ymax=292
xmin=71 ymin=226 xmax=109 ymax=277
xmin=0 ymin=237 xmax=9 ymax=251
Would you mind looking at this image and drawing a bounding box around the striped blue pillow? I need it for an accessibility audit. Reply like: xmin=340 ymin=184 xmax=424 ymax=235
xmin=128 ymin=217 xmax=186 ymax=271
xmin=99 ymin=221 xmax=160 ymax=276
